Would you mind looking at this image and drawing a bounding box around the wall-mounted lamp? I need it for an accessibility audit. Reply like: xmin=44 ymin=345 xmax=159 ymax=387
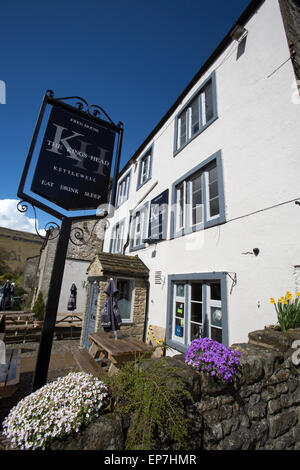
xmin=230 ymin=25 xmax=248 ymax=42
xmin=241 ymin=248 xmax=260 ymax=256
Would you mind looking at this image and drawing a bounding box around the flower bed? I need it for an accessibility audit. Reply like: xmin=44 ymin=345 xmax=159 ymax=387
xmin=270 ymin=291 xmax=300 ymax=332
xmin=2 ymin=372 xmax=110 ymax=450
xmin=185 ymin=337 xmax=241 ymax=383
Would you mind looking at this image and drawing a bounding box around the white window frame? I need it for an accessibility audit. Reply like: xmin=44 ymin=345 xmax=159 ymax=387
xmin=129 ymin=202 xmax=149 ymax=252
xmin=174 ymin=71 xmax=217 ymax=154
xmin=110 ymin=219 xmax=125 ymax=254
xmin=171 ymin=150 xmax=225 ymax=239
xmin=166 ymin=273 xmax=228 ymax=352
xmin=116 ymin=171 xmax=131 ymax=207
xmin=137 ymin=146 xmax=153 ymax=190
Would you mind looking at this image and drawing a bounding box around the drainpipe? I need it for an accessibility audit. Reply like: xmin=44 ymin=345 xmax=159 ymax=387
xmin=142 ymin=279 xmax=150 ymax=343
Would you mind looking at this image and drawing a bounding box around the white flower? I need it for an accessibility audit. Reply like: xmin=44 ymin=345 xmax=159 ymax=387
xmin=2 ymin=372 xmax=110 ymax=450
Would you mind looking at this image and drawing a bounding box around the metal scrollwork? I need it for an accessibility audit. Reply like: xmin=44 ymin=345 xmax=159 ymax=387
xmin=52 ymin=93 xmax=116 ymax=126
xmin=69 ymin=217 xmax=110 ymax=246
xmin=17 ymin=200 xmax=60 ymax=240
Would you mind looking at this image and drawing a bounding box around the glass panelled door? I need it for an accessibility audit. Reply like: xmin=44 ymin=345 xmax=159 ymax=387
xmin=172 ymin=283 xmax=185 ymax=344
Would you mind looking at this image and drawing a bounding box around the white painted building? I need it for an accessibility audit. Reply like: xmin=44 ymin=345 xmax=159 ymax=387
xmin=102 ymin=0 xmax=300 ymax=353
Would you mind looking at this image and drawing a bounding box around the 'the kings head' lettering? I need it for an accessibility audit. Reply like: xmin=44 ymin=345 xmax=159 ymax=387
xmin=46 ymin=123 xmax=110 ymax=176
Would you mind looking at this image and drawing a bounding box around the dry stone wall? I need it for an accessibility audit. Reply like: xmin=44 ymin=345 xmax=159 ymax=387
xmin=51 ymin=326 xmax=300 ymax=451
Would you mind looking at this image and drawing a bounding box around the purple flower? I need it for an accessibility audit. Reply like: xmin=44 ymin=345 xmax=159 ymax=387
xmin=185 ymin=338 xmax=241 ymax=383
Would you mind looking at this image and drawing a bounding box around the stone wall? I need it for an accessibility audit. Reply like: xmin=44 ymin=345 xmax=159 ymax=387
xmin=94 ymin=277 xmax=147 ymax=340
xmin=32 ymin=219 xmax=105 ymax=307
xmin=52 ymin=326 xmax=300 ymax=450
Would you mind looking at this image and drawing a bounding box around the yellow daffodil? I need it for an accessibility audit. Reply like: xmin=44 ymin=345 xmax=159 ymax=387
xmin=270 ymin=298 xmax=275 ymax=304
xmin=278 ymin=299 xmax=282 ymax=303
xmin=283 ymin=300 xmax=288 ymax=304
xmin=296 ymin=292 xmax=300 ymax=297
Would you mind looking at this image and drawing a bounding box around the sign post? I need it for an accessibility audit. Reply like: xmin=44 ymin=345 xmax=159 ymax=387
xmin=17 ymin=90 xmax=123 ymax=391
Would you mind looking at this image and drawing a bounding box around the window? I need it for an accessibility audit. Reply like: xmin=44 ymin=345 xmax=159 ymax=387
xmin=174 ymin=72 xmax=217 ymax=153
xmin=171 ymin=150 xmax=225 ymax=238
xmin=166 ymin=273 xmax=227 ymax=352
xmin=130 ymin=202 xmax=149 ymax=251
xmin=117 ymin=278 xmax=135 ymax=323
xmin=116 ymin=171 xmax=131 ymax=207
xmin=110 ymin=219 xmax=125 ymax=254
xmin=148 ymin=189 xmax=169 ymax=242
xmin=137 ymin=146 xmax=153 ymax=189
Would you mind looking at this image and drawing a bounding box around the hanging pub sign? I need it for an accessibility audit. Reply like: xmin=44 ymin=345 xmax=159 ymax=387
xmin=30 ymin=105 xmax=116 ymax=211
xmin=148 ymin=189 xmax=169 ymax=241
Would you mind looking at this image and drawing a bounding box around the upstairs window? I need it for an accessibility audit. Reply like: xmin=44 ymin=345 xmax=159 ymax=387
xmin=174 ymin=72 xmax=217 ymax=154
xmin=130 ymin=202 xmax=149 ymax=251
xmin=137 ymin=146 xmax=153 ymax=190
xmin=171 ymin=150 xmax=225 ymax=238
xmin=116 ymin=171 xmax=131 ymax=207
xmin=110 ymin=219 xmax=125 ymax=254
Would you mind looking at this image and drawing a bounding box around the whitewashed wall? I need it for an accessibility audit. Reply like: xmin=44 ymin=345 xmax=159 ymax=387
xmin=103 ymin=0 xmax=300 ymax=346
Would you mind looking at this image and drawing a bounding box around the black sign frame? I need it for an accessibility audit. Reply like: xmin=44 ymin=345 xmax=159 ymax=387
xmin=17 ymin=90 xmax=124 ymax=392
xmin=17 ymin=89 xmax=123 ymax=220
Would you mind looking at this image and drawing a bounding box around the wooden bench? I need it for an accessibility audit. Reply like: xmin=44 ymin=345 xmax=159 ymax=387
xmin=0 ymin=348 xmax=21 ymax=398
xmin=73 ymin=348 xmax=106 ymax=377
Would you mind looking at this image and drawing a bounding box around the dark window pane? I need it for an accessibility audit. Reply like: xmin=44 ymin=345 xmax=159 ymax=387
xmin=192 ymin=173 xmax=201 ymax=191
xmin=211 ymin=327 xmax=222 ymax=343
xmin=209 ymin=180 xmax=218 ymax=199
xmin=190 ymin=323 xmax=203 ymax=341
xmin=191 ymin=98 xmax=200 ymax=135
xmin=179 ymin=112 xmax=187 ymax=146
xmin=204 ymin=80 xmax=213 ymax=122
xmin=191 ymin=302 xmax=202 ymax=323
xmin=210 ymin=197 xmax=219 ymax=217
xmin=210 ymin=281 xmax=221 ymax=300
xmin=208 ymin=164 xmax=217 ymax=183
xmin=191 ymin=283 xmax=202 ymax=301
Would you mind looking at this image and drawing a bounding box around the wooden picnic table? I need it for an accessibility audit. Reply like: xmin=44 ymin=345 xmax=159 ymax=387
xmin=88 ymin=332 xmax=153 ymax=375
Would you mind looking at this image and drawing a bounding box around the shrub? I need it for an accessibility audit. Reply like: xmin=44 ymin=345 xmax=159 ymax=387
xmin=270 ymin=291 xmax=300 ymax=332
xmin=105 ymin=358 xmax=191 ymax=450
xmin=32 ymin=291 xmax=45 ymax=320
xmin=185 ymin=337 xmax=241 ymax=383
xmin=2 ymin=372 xmax=110 ymax=450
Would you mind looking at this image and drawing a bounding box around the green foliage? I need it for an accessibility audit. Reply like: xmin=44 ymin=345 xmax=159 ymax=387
xmin=270 ymin=292 xmax=300 ymax=332
xmin=32 ymin=291 xmax=45 ymax=320
xmin=104 ymin=356 xmax=192 ymax=450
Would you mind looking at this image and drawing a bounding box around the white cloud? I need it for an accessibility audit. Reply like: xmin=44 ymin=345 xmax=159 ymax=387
xmin=0 ymin=199 xmax=46 ymax=236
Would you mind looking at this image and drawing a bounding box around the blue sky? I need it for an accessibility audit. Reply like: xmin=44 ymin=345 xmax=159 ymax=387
xmin=0 ymin=0 xmax=251 ymax=233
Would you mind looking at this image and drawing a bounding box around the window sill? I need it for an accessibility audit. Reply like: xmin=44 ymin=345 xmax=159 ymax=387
xmin=170 ymin=216 xmax=226 ymax=240
xmin=136 ymin=176 xmax=152 ymax=191
xmin=166 ymin=338 xmax=188 ymax=354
